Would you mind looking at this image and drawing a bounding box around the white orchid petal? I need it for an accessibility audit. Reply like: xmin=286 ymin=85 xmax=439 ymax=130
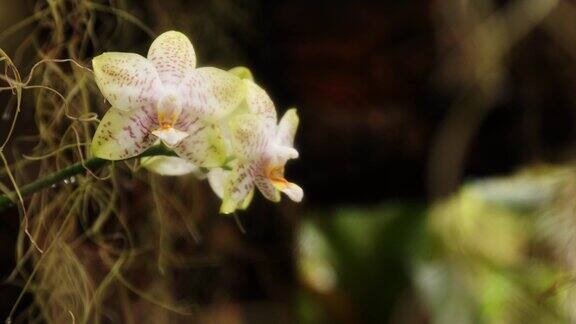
xmin=172 ymin=120 xmax=228 ymax=168
xmin=92 ymin=53 xmax=162 ymax=111
xmin=276 ymin=108 xmax=299 ymax=148
xmin=181 ymin=67 xmax=246 ymax=119
xmin=147 ymin=31 xmax=196 ymax=88
xmin=141 ymin=156 xmax=203 ymax=177
xmin=91 ymin=106 xmax=157 ymax=160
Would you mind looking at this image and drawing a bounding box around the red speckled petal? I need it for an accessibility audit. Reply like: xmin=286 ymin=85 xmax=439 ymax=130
xmin=254 ymin=171 xmax=281 ymax=203
xmin=228 ymin=113 xmax=271 ymax=160
xmin=92 ymin=53 xmax=162 ymax=111
xmin=180 ymin=67 xmax=246 ymax=120
xmin=91 ymin=105 xmax=158 ymax=160
xmin=244 ymin=80 xmax=277 ymax=127
xmin=172 ymin=118 xmax=229 ymax=168
xmin=220 ymin=162 xmax=256 ymax=214
xmin=147 ymin=31 xmax=196 ymax=89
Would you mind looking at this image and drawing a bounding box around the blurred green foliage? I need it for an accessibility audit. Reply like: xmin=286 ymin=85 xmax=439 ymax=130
xmin=298 ymin=166 xmax=576 ymax=323
xmin=298 ymin=203 xmax=426 ymax=323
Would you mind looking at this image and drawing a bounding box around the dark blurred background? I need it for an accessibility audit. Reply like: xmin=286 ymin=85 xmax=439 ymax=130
xmin=2 ymin=0 xmax=576 ymax=323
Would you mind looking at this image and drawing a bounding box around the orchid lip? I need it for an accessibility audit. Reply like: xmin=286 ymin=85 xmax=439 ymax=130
xmin=266 ymin=165 xmax=288 ymax=188
xmin=152 ymin=127 xmax=189 ymax=147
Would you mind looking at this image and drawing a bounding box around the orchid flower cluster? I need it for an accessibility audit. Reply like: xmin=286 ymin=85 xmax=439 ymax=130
xmin=91 ymin=31 xmax=303 ymax=213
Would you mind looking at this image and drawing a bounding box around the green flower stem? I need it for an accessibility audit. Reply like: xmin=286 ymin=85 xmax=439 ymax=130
xmin=0 ymin=145 xmax=176 ymax=212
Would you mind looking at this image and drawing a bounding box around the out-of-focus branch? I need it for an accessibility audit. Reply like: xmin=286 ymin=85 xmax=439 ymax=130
xmin=428 ymin=0 xmax=559 ymax=198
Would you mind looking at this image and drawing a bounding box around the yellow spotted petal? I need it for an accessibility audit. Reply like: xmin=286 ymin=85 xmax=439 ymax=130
xmin=92 ymin=52 xmax=162 ymax=111
xmin=91 ymin=106 xmax=157 ymax=160
xmin=228 ymin=66 xmax=254 ymax=81
xmin=181 ymin=67 xmax=246 ymax=119
xmin=277 ymin=108 xmax=299 ymax=147
xmin=172 ymin=120 xmax=229 ymax=168
xmin=220 ymin=162 xmax=256 ymax=214
xmin=147 ymin=31 xmax=196 ymax=89
xmin=141 ymin=156 xmax=204 ymax=177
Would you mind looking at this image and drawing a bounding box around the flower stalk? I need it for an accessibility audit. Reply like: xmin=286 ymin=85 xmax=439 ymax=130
xmin=0 ymin=145 xmax=176 ymax=212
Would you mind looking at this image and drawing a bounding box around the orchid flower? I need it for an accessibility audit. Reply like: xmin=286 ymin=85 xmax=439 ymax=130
xmin=141 ymin=66 xmax=303 ymax=214
xmin=214 ymin=68 xmax=303 ymax=214
xmin=216 ymin=108 xmax=303 ymax=213
xmin=139 ymin=67 xmax=256 ymax=179
xmin=91 ymin=31 xmax=245 ymax=167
